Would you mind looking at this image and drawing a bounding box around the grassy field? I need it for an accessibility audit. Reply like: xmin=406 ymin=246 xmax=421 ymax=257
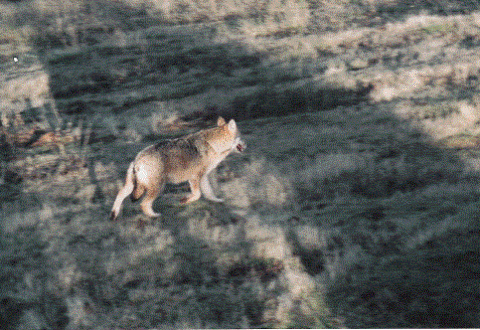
xmin=2 ymin=0 xmax=480 ymax=328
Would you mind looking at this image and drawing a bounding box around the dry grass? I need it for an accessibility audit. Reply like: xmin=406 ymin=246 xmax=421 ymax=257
xmin=3 ymin=0 xmax=480 ymax=329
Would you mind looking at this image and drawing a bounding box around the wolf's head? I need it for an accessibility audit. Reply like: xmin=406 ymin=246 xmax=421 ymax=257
xmin=207 ymin=117 xmax=246 ymax=154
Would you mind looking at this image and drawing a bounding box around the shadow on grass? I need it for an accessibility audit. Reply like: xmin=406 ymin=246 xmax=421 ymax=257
xmin=2 ymin=0 xmax=480 ymax=328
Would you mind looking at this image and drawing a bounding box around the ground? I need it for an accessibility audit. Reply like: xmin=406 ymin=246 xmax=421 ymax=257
xmin=1 ymin=0 xmax=480 ymax=329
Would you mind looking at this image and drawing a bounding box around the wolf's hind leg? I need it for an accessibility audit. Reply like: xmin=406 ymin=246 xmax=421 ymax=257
xmin=140 ymin=181 xmax=164 ymax=217
xmin=131 ymin=184 xmax=145 ymax=202
xmin=200 ymin=175 xmax=224 ymax=202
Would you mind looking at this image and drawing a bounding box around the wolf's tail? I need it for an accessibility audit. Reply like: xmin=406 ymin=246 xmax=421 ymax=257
xmin=110 ymin=162 xmax=135 ymax=220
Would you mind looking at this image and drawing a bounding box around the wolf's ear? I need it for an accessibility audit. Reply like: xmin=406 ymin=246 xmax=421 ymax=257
xmin=228 ymin=119 xmax=237 ymax=132
xmin=217 ymin=117 xmax=226 ymax=126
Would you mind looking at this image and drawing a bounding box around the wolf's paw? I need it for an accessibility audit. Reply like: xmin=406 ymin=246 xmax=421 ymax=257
xmin=180 ymin=196 xmax=200 ymax=204
xmin=206 ymin=197 xmax=224 ymax=203
xmin=144 ymin=210 xmax=161 ymax=218
xmin=110 ymin=210 xmax=118 ymax=221
xmin=180 ymin=192 xmax=201 ymax=204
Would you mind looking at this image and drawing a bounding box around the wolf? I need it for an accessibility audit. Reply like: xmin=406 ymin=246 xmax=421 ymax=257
xmin=110 ymin=117 xmax=246 ymax=220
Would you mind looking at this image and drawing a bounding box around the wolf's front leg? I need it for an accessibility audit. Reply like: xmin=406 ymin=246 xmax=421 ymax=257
xmin=200 ymin=175 xmax=224 ymax=202
xmin=180 ymin=178 xmax=202 ymax=204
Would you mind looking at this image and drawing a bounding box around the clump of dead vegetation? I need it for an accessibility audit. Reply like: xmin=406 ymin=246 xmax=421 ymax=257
xmin=0 ymin=105 xmax=90 ymax=182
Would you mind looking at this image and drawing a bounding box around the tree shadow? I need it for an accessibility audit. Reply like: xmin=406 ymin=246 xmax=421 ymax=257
xmin=2 ymin=0 xmax=480 ymax=328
